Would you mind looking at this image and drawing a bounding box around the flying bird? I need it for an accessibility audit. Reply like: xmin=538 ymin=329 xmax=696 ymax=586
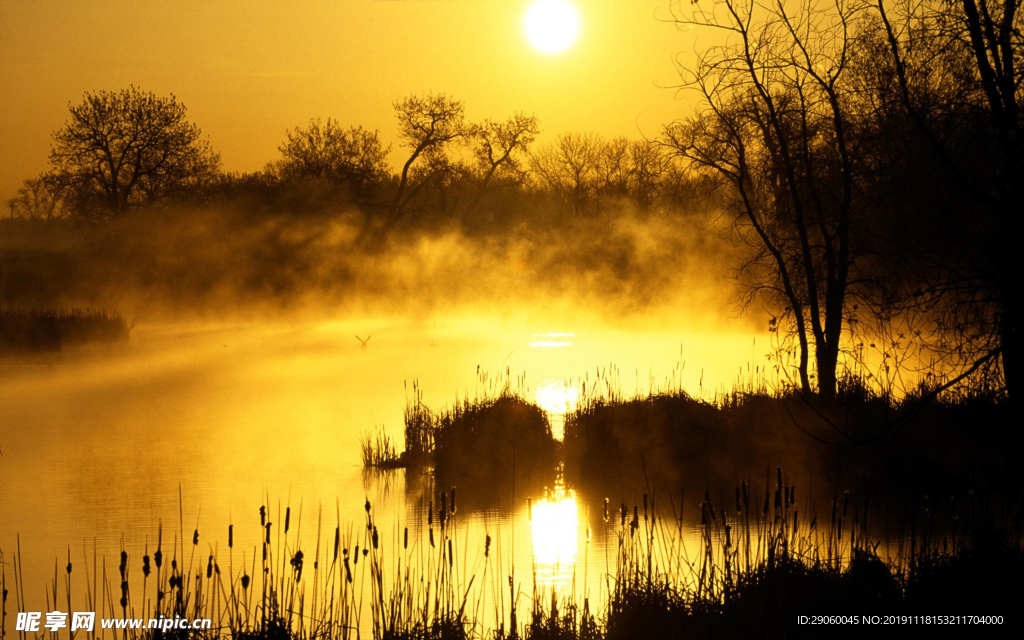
xmin=355 ymin=335 xmax=372 ymax=349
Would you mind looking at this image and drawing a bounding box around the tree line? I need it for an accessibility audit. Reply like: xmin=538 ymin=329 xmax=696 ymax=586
xmin=6 ymin=0 xmax=1021 ymax=406
xmin=7 ymin=89 xmax=694 ymax=231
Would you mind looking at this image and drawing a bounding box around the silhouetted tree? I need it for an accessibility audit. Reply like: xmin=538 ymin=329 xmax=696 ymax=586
xmin=10 ymin=173 xmax=67 ymax=220
xmin=277 ymin=118 xmax=390 ymax=199
xmin=870 ymin=0 xmax=1023 ymax=401
xmin=463 ymin=113 xmax=540 ymax=216
xmin=386 ymin=93 xmax=468 ymax=234
xmin=48 ymin=87 xmax=219 ymax=219
xmin=665 ymin=0 xmax=863 ymax=399
xmin=530 ymin=132 xmax=602 ymax=214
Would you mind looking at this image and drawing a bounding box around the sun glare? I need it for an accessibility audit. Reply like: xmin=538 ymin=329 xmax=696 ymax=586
xmin=530 ymin=481 xmax=580 ymax=588
xmin=524 ymin=0 xmax=581 ymax=54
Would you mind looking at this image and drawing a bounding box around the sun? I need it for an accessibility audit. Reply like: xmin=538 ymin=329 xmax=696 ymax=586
xmin=524 ymin=0 xmax=581 ymax=54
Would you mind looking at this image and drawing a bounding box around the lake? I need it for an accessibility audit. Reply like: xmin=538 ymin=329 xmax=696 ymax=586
xmin=0 ymin=312 xmax=770 ymax=633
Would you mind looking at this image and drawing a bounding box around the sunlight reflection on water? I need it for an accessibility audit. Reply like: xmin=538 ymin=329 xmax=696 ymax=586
xmin=530 ymin=477 xmax=579 ymax=591
xmin=528 ymin=332 xmax=575 ymax=349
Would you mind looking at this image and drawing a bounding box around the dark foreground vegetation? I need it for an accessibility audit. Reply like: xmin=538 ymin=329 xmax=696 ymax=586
xmin=3 ymin=478 xmax=1020 ymax=640
xmin=367 ymin=368 xmax=1016 ymax=513
xmin=402 ymin=383 xmax=557 ymax=491
xmin=333 ymin=374 xmax=1024 ymax=638
xmin=564 ymin=378 xmax=1016 ymax=501
xmin=0 ymin=308 xmax=130 ymax=354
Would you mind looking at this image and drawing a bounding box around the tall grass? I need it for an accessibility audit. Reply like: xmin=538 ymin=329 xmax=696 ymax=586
xmin=3 ymin=480 xmax=1020 ymax=640
xmin=361 ymin=428 xmax=403 ymax=469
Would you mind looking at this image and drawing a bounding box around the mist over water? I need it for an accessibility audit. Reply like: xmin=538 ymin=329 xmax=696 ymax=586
xmin=0 ymin=305 xmax=769 ymax=612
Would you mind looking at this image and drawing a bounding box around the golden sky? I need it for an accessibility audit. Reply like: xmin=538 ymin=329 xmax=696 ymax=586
xmin=0 ymin=0 xmax=696 ymax=199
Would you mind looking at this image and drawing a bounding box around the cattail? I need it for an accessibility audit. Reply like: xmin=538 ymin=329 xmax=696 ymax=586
xmin=260 ymin=506 xmax=266 ymax=526
xmin=334 ymin=527 xmax=340 ymax=561
xmin=228 ymin=525 xmax=234 ymax=549
xmin=206 ymin=556 xmax=213 ymax=579
xmin=365 ymin=498 xmax=371 ymax=514
xmin=776 ymin=466 xmax=783 ymax=492
xmin=192 ymin=529 xmax=198 ymax=546
xmin=620 ymin=503 xmax=627 ymax=527
xmin=428 ymin=500 xmax=434 ymax=526
xmin=404 ymin=527 xmax=409 ymax=550
xmin=285 ymin=507 xmax=291 ymax=534
xmin=344 ymin=557 xmax=352 ymax=583
xmin=741 ymin=481 xmax=749 ymax=507
xmin=241 ymin=574 xmax=250 ymax=590
xmin=354 ymin=545 xmax=360 ymax=564
xmin=429 ymin=528 xmax=435 ymax=548
xmin=372 ymin=526 xmax=379 ymax=550
xmin=450 ymin=486 xmax=457 ymax=513
xmin=642 ymin=493 xmax=649 ymax=518
xmin=142 ymin=554 xmax=151 ymax=578
xmin=266 ymin=522 xmax=272 ymax=544
xmin=603 ymin=498 xmax=609 ymax=523
xmin=485 ymin=534 xmax=492 ymax=558
xmin=724 ymin=524 xmax=732 ymax=548
xmin=154 ymin=548 xmax=162 ymax=569
xmin=447 ymin=539 xmax=453 ymax=567
xmin=290 ymin=550 xmax=304 ymax=581
xmin=762 ymin=492 xmax=770 ymax=515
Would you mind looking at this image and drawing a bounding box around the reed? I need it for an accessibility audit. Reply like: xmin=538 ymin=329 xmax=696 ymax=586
xmin=360 ymin=429 xmax=403 ymax=469
xmin=0 ymin=308 xmax=131 ymax=354
xmin=3 ymin=480 xmax=1020 ymax=640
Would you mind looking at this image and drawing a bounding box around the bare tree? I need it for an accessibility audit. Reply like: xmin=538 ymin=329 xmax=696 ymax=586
xmin=10 ymin=173 xmax=67 ymax=220
xmin=386 ymin=94 xmax=468 ymax=232
xmin=48 ymin=87 xmax=219 ymax=219
xmin=530 ymin=132 xmax=602 ymax=214
xmin=664 ymin=0 xmax=863 ymax=399
xmin=870 ymin=0 xmax=1023 ymax=400
xmin=278 ymin=118 xmax=389 ymax=197
xmin=463 ymin=113 xmax=540 ymax=216
xmin=628 ymin=140 xmax=673 ymax=208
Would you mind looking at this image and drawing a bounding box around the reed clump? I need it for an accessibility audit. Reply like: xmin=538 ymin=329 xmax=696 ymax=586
xmin=0 ymin=307 xmax=131 ymax=354
xmin=361 ymin=428 xmax=404 ymax=469
xmin=400 ymin=378 xmax=558 ymax=488
xmin=563 ymin=371 xmax=1017 ymax=500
